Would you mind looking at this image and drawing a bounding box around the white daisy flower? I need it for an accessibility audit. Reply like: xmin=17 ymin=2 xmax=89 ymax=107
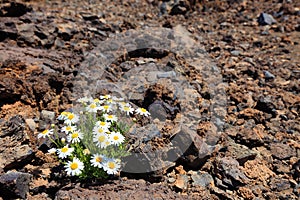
xmin=93 ymin=133 xmax=110 ymax=148
xmin=48 ymin=148 xmax=57 ymax=154
xmin=90 ymin=154 xmax=107 ymax=168
xmin=38 ymin=129 xmax=54 ymax=139
xmin=136 ymin=108 xmax=151 ymax=117
xmin=99 ymin=105 xmax=112 ymax=113
xmin=105 ymin=98 xmax=115 ymax=105
xmin=65 ymin=157 xmax=84 ymax=176
xmin=77 ymin=97 xmax=93 ymax=104
xmin=86 ymin=103 xmax=100 ymax=113
xmin=64 ymin=112 xmax=79 ymax=125
xmin=93 ymin=98 xmax=103 ymax=104
xmin=109 ymin=131 xmax=125 ymax=146
xmin=67 ymin=130 xmax=83 ymax=143
xmin=57 ymin=145 xmax=74 ymax=159
xmin=95 ymin=120 xmax=111 ymax=130
xmin=103 ymin=158 xmax=121 ymax=175
xmin=112 ymin=96 xmax=124 ymax=102
xmin=120 ymin=105 xmax=134 ymax=115
xmin=57 ymin=111 xmax=70 ymax=120
xmin=61 ymin=125 xmax=77 ymax=134
xmin=100 ymin=94 xmax=111 ymax=100
xmin=103 ymin=114 xmax=118 ymax=122
xmin=118 ymin=101 xmax=128 ymax=108
xmin=92 ymin=126 xmax=108 ymax=135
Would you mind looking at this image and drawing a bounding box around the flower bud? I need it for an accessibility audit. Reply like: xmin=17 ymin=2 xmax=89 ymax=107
xmin=83 ymin=149 xmax=90 ymax=155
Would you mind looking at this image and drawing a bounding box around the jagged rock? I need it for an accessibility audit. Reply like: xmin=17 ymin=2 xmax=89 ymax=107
xmin=269 ymin=177 xmax=291 ymax=192
xmin=223 ymin=138 xmax=257 ymax=165
xmin=170 ymin=1 xmax=189 ymax=15
xmin=25 ymin=118 xmax=36 ymax=132
xmin=169 ymin=125 xmax=215 ymax=169
xmin=0 ymin=171 xmax=32 ymax=199
xmin=257 ymin=13 xmax=277 ymax=25
xmin=0 ymin=115 xmax=34 ymax=172
xmin=174 ymin=174 xmax=189 ymax=190
xmin=55 ymin=179 xmax=186 ymax=200
xmin=0 ymin=115 xmax=25 ymax=138
xmin=57 ymin=22 xmax=78 ymax=41
xmin=263 ymin=70 xmax=275 ymax=80
xmin=0 ymin=2 xmax=32 ymax=17
xmin=213 ymin=157 xmax=249 ymax=189
xmin=0 ymin=20 xmax=18 ymax=41
xmin=39 ymin=110 xmax=56 ymax=131
xmin=190 ymin=171 xmax=214 ymax=187
xmin=269 ymin=143 xmax=296 ymax=160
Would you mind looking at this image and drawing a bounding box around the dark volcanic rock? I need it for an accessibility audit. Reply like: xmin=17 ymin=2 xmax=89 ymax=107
xmin=0 ymin=171 xmax=32 ymax=199
xmin=213 ymin=157 xmax=249 ymax=189
xmin=55 ymin=179 xmax=187 ymax=200
xmin=191 ymin=171 xmax=214 ymax=187
xmin=0 ymin=2 xmax=32 ymax=17
xmin=263 ymin=70 xmax=275 ymax=80
xmin=170 ymin=1 xmax=189 ymax=15
xmin=223 ymin=139 xmax=257 ymax=165
xmin=269 ymin=143 xmax=296 ymax=160
xmin=0 ymin=116 xmax=33 ymax=172
xmin=0 ymin=115 xmax=25 ymax=138
xmin=257 ymin=13 xmax=277 ymax=25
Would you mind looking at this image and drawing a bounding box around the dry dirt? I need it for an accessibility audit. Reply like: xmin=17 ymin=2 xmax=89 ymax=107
xmin=0 ymin=0 xmax=299 ymax=199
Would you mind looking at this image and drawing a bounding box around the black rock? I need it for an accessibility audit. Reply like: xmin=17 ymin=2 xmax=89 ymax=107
xmin=80 ymin=12 xmax=99 ymax=21
xmin=257 ymin=13 xmax=277 ymax=25
xmin=264 ymin=70 xmax=275 ymax=79
xmin=0 ymin=115 xmax=25 ymax=139
xmin=0 ymin=2 xmax=32 ymax=17
xmin=0 ymin=171 xmax=32 ymax=199
xmin=170 ymin=1 xmax=189 ymax=15
xmin=254 ymin=95 xmax=276 ymax=115
xmin=292 ymin=159 xmax=300 ymax=181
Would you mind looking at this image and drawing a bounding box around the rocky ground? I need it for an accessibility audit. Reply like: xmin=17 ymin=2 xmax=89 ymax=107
xmin=0 ymin=0 xmax=299 ymax=199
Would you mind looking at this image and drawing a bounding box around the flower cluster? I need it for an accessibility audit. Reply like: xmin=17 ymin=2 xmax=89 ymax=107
xmin=38 ymin=95 xmax=150 ymax=179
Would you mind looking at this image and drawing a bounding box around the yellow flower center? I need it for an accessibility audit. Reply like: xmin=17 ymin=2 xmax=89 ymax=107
xmin=72 ymin=132 xmax=79 ymax=139
xmin=98 ymin=135 xmax=106 ymax=142
xmin=70 ymin=162 xmax=78 ymax=170
xmin=98 ymin=128 xmax=104 ymax=133
xmin=100 ymin=122 xmax=106 ymax=126
xmin=108 ymin=115 xmax=113 ymax=119
xmin=124 ymin=106 xmax=130 ymax=111
xmin=66 ymin=126 xmax=72 ymax=131
xmin=61 ymin=147 xmax=68 ymax=153
xmin=94 ymin=98 xmax=100 ymax=103
xmin=140 ymin=108 xmax=147 ymax=113
xmin=113 ymin=136 xmax=119 ymax=141
xmin=90 ymin=103 xmax=96 ymax=109
xmin=68 ymin=114 xmax=74 ymax=120
xmin=103 ymin=105 xmax=109 ymax=110
xmin=95 ymin=157 xmax=102 ymax=162
xmin=42 ymin=130 xmax=48 ymax=135
xmin=108 ymin=162 xmax=115 ymax=169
